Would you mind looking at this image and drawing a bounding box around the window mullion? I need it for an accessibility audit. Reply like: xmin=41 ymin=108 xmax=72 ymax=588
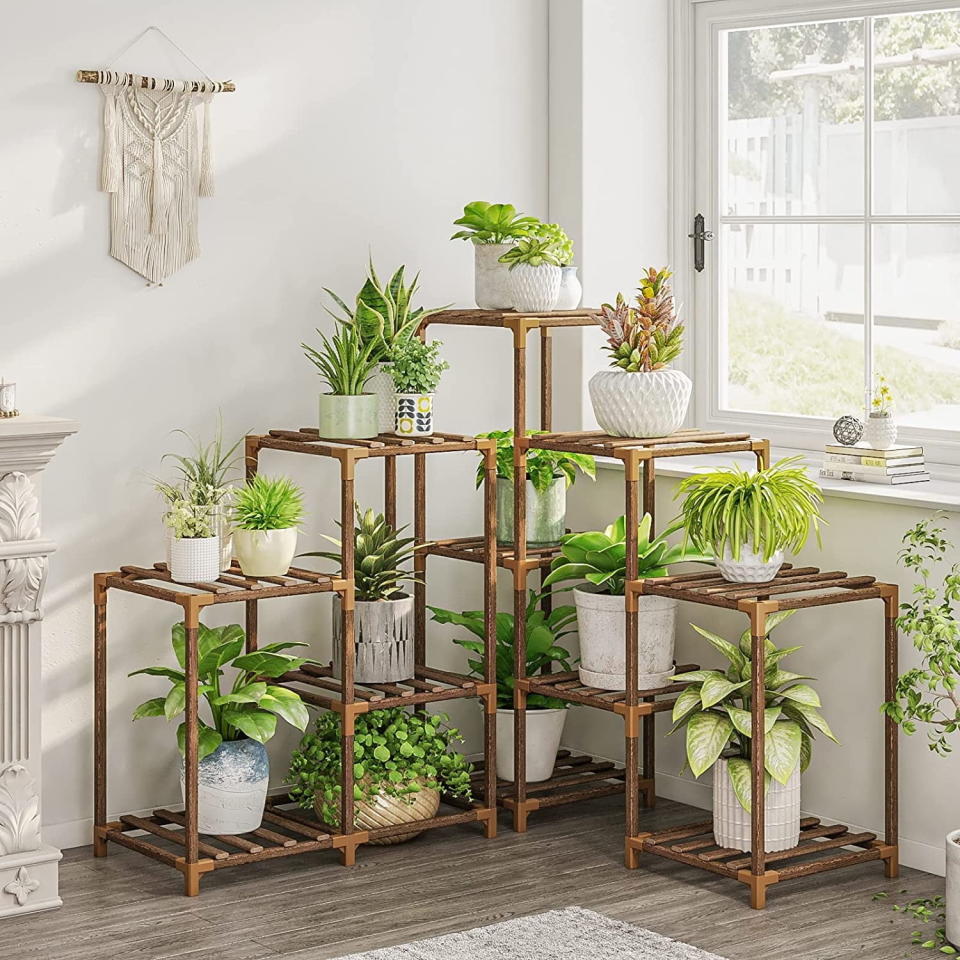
xmin=863 ymin=15 xmax=875 ymax=418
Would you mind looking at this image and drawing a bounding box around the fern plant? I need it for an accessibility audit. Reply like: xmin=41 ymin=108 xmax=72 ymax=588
xmin=232 ymin=475 xmax=304 ymax=531
xmin=302 ymin=323 xmax=378 ymax=395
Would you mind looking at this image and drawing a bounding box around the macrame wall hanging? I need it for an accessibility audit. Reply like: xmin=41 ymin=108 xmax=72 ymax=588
xmin=77 ymin=27 xmax=235 ymax=285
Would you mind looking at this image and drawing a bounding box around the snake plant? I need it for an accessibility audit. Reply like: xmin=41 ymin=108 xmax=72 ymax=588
xmin=302 ymin=323 xmax=379 ymax=396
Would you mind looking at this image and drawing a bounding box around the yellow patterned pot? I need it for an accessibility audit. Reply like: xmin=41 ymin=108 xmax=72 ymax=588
xmin=394 ymin=393 xmax=434 ymax=437
xmin=315 ymin=781 xmax=440 ymax=845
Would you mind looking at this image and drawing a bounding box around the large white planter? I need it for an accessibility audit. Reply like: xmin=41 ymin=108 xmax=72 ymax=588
xmin=496 ymin=708 xmax=567 ymax=783
xmin=588 ymin=367 xmax=692 ymax=438
xmin=333 ymin=594 xmax=414 ymax=683
xmin=863 ymin=412 xmax=897 ymax=450
xmin=474 ymin=243 xmax=515 ymax=310
xmin=946 ymin=829 xmax=960 ymax=946
xmin=233 ymin=527 xmax=298 ymax=578
xmin=369 ymin=363 xmax=397 ymax=434
xmin=573 ymin=586 xmax=677 ymax=690
xmin=555 ymin=266 xmax=582 ymax=310
xmin=716 ymin=545 xmax=784 ymax=584
xmin=509 ymin=262 xmax=561 ymax=313
xmin=169 ymin=535 xmax=220 ymax=583
xmin=713 ymin=757 xmax=800 ymax=852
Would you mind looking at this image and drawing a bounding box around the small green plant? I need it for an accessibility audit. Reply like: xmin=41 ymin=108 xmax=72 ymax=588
xmin=872 ymin=373 xmax=894 ymax=415
xmin=543 ymin=514 xmax=713 ymax=596
xmin=498 ymin=236 xmax=562 ymax=270
xmin=669 ymin=611 xmax=837 ymax=811
xmin=429 ymin=591 xmax=576 ymax=709
xmin=387 ymin=339 xmax=449 ymax=394
xmin=531 ymin=222 xmax=573 ymax=266
xmin=286 ymin=708 xmax=473 ymax=826
xmin=130 ymin=622 xmax=311 ymax=760
xmin=450 ymin=201 xmax=540 ymax=245
xmin=474 ymin=429 xmax=596 ymax=494
xmin=232 ymin=475 xmax=304 ymax=531
xmin=676 ymin=456 xmax=825 ymax=563
xmin=162 ymin=496 xmax=216 ymax=539
xmin=302 ymin=323 xmax=379 ymax=396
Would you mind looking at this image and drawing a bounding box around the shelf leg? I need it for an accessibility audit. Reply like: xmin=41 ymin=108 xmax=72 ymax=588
xmin=539 ymin=326 xmax=552 ymax=432
xmin=512 ymin=420 xmax=529 ymax=834
xmin=93 ymin=574 xmax=109 ymax=857
xmin=339 ymin=455 xmax=357 ymax=852
xmin=182 ymin=597 xmax=202 ymax=882
xmin=482 ymin=442 xmax=498 ymax=839
xmin=642 ymin=457 xmax=655 ymax=535
xmin=883 ymin=585 xmax=900 ymax=878
xmin=624 ymin=453 xmax=641 ymax=867
xmin=244 ymin=435 xmax=260 ymax=480
xmin=245 ymin=599 xmax=258 ymax=653
xmin=641 ymin=705 xmax=656 ymax=809
xmin=749 ymin=603 xmax=771 ymax=902
xmin=384 ymin=457 xmax=397 ymax=531
xmin=414 ymin=454 xmax=426 ymax=671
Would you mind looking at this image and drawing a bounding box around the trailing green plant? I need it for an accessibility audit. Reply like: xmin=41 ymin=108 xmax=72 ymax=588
xmin=498 ymin=236 xmax=562 ymax=270
xmin=302 ymin=322 xmax=379 ymax=395
xmin=676 ymin=456 xmax=825 ymax=563
xmin=542 ymin=514 xmax=713 ymax=596
xmin=301 ymin=505 xmax=421 ymax=601
xmin=130 ymin=622 xmax=311 ymax=761
xmin=286 ymin=708 xmax=473 ymax=826
xmin=531 ymin=222 xmax=573 ymax=266
xmin=450 ymin=201 xmax=540 ymax=245
xmin=669 ymin=610 xmax=837 ymax=812
xmin=232 ymin=475 xmax=305 ymax=531
xmin=429 ymin=591 xmax=576 ymax=709
xmin=474 ymin=429 xmax=596 ymax=494
xmin=387 ymin=338 xmax=449 ymax=394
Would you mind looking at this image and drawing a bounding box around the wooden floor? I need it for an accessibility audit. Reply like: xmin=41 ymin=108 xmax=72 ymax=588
xmin=6 ymin=796 xmax=940 ymax=960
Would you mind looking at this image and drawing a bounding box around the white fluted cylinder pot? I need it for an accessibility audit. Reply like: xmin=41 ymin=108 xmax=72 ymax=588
xmin=713 ymin=758 xmax=800 ymax=852
xmin=588 ymin=368 xmax=692 ymax=438
xmin=509 ymin=263 xmax=561 ymax=312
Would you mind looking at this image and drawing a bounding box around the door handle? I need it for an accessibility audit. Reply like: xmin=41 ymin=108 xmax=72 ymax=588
xmin=688 ymin=214 xmax=714 ymax=272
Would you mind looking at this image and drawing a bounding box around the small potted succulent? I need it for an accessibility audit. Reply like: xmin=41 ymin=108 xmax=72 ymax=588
xmin=157 ymin=482 xmax=221 ymax=584
xmin=533 ymin=222 xmax=580 ymax=309
xmin=670 ymin=612 xmax=837 ymax=852
xmin=475 ymin=429 xmax=596 ymax=546
xmin=287 ymin=707 xmax=472 ymax=843
xmin=430 ymin=591 xmax=576 ymax=783
xmin=387 ymin=338 xmax=449 ymax=437
xmin=302 ymin=323 xmax=379 ymax=439
xmin=864 ymin=374 xmax=897 ymax=450
xmin=451 ymin=201 xmax=540 ymax=309
xmin=588 ymin=268 xmax=690 ymax=438
xmin=231 ymin=475 xmax=305 ymax=577
xmin=131 ymin=622 xmax=310 ymax=835
xmin=677 ymin=456 xmax=824 ymax=583
xmin=498 ymin=237 xmax=563 ymax=312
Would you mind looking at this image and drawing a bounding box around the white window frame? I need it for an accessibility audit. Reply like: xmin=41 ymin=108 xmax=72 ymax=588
xmin=670 ymin=0 xmax=960 ymax=469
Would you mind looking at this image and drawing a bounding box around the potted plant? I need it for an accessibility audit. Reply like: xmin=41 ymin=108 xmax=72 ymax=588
xmin=588 ymin=268 xmax=691 ymax=438
xmin=451 ymin=201 xmax=540 ymax=310
xmin=430 ymin=591 xmax=576 ymax=783
xmin=302 ymin=322 xmax=379 ymax=439
xmin=231 ymin=475 xmax=305 ymax=577
xmin=542 ymin=514 xmax=712 ymax=690
xmin=676 ymin=456 xmax=824 ymax=584
xmin=130 ymin=621 xmax=310 ymax=835
xmin=287 ymin=707 xmax=472 ymax=843
xmin=670 ymin=611 xmax=837 ymax=852
xmin=474 ymin=429 xmax=596 ymax=547
xmin=532 ymin=222 xmax=580 ymax=309
xmin=864 ymin=374 xmax=897 ymax=450
xmin=387 ymin=338 xmax=449 ymax=437
xmin=157 ymin=483 xmax=221 ymax=584
xmin=498 ymin=237 xmax=563 ymax=312
xmin=303 ymin=506 xmax=421 ymax=682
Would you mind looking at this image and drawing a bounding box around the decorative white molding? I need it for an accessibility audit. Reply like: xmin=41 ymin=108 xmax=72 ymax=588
xmin=3 ymin=866 xmax=39 ymax=907
xmin=0 ymin=473 xmax=46 ymax=623
xmin=0 ymin=625 xmax=30 ymax=765
xmin=0 ymin=765 xmax=40 ymax=856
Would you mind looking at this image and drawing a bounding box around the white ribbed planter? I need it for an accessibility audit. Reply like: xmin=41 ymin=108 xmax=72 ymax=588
xmin=588 ymin=368 xmax=692 ymax=438
xmin=555 ymin=266 xmax=582 ymax=310
xmin=716 ymin=545 xmax=784 ymax=584
xmin=946 ymin=830 xmax=960 ymax=947
xmin=169 ymin=535 xmax=220 ymax=583
xmin=495 ymin=708 xmax=567 ymax=783
xmin=333 ymin=594 xmax=414 ymax=683
xmin=572 ymin=586 xmax=677 ymax=690
xmin=509 ymin=263 xmax=561 ymax=312
xmin=233 ymin=527 xmax=298 ymax=577
xmin=713 ymin=758 xmax=800 ymax=852
xmin=474 ymin=243 xmax=514 ymax=310
xmin=863 ymin=413 xmax=897 ymax=450
xmin=370 ymin=364 xmax=396 ymax=434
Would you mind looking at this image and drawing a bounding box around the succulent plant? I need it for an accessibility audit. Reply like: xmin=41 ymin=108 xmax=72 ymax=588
xmin=498 ymin=236 xmax=563 ymax=270
xmin=531 ymin=222 xmax=574 ymax=266
xmin=450 ymin=201 xmax=540 ymax=245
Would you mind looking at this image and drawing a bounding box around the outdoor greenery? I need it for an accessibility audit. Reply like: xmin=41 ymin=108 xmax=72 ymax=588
xmin=670 ymin=611 xmax=837 ymax=812
xmin=232 ymin=475 xmax=305 ymax=531
xmin=498 ymin=236 xmax=563 ymax=269
xmin=450 ymin=201 xmax=540 ymax=245
xmin=387 ymin=338 xmax=449 ymax=394
xmin=130 ymin=622 xmax=310 ymax=761
xmin=429 ymin=591 xmax=576 ymax=710
xmin=286 ymin=708 xmax=473 ymax=826
xmin=474 ymin=429 xmax=596 ymax=495
xmin=302 ymin=323 xmax=379 ymax=396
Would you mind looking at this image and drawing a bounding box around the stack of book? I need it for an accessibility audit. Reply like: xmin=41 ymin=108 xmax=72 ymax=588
xmin=820 ymin=443 xmax=930 ymax=485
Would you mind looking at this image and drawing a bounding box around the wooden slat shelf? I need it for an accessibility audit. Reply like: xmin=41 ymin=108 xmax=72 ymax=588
xmin=425 ymin=535 xmax=561 ymax=571
xmin=522 ymin=428 xmax=763 ymax=462
xmin=252 ymin=426 xmax=490 ymax=460
xmin=422 ymin=308 xmax=600 ymax=330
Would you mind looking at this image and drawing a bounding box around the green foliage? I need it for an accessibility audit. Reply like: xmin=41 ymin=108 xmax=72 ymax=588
xmin=676 ymin=455 xmax=824 ymax=563
xmin=669 ymin=611 xmax=837 ymax=811
xmin=286 ymin=708 xmax=473 ymax=826
xmin=232 ymin=475 xmax=304 ymax=531
xmin=162 ymin=498 xmax=216 ymax=539
xmin=876 ymin=890 xmax=955 ymax=954
xmin=158 ymin=417 xmax=242 ymax=507
xmin=450 ymin=201 xmax=540 ymax=245
xmin=498 ymin=236 xmax=562 ymax=270
xmin=429 ymin=591 xmax=576 ymax=709
xmin=542 ymin=514 xmax=714 ymax=597
xmin=474 ymin=429 xmax=596 ymax=495
xmin=531 ymin=222 xmax=574 ymax=266
xmin=130 ymin=623 xmax=310 ymax=761
xmin=302 ymin=323 xmax=379 ymax=395
xmin=387 ymin=339 xmax=449 ymax=394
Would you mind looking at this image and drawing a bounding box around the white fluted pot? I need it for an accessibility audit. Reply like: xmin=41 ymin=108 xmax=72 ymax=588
xmin=588 ymin=368 xmax=692 ymax=438
xmin=713 ymin=758 xmax=800 ymax=852
xmin=474 ymin=243 xmax=515 ymax=309
xmin=716 ymin=545 xmax=784 ymax=584
xmin=333 ymin=594 xmax=414 ymax=683
xmin=509 ymin=263 xmax=561 ymax=312
xmin=863 ymin=413 xmax=897 ymax=450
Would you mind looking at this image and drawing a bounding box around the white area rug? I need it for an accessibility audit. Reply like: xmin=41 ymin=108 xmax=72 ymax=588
xmin=335 ymin=907 xmax=728 ymax=959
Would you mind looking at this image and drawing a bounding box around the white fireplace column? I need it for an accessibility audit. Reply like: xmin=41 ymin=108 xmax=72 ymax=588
xmin=0 ymin=415 xmax=78 ymax=918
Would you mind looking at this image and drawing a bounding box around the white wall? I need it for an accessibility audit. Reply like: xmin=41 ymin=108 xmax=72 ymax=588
xmin=1 ymin=0 xmax=548 ymax=850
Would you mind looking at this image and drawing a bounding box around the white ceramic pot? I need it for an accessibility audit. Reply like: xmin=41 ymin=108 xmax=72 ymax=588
xmin=333 ymin=593 xmax=414 ymax=683
xmin=588 ymin=367 xmax=692 ymax=439
xmin=555 ymin=266 xmax=582 ymax=310
xmin=318 ymin=393 xmax=379 ymax=440
xmin=212 ymin=502 xmax=233 ymax=573
xmin=233 ymin=527 xmax=298 ymax=578
xmin=863 ymin=413 xmax=897 ymax=450
xmin=495 ymin=476 xmax=566 ymax=546
xmin=395 ymin=393 xmax=434 ymax=436
xmin=716 ymin=545 xmax=784 ymax=584
xmin=572 ymin=586 xmax=677 ymax=691
xmin=369 ymin=363 xmax=397 ymax=434
xmin=713 ymin=757 xmax=800 ymax=852
xmin=946 ymin=829 xmax=960 ymax=946
xmin=474 ymin=243 xmax=515 ymax=310
xmin=496 ymin=708 xmax=567 ymax=783
xmin=509 ymin=262 xmax=561 ymax=313
xmin=169 ymin=535 xmax=221 ymax=583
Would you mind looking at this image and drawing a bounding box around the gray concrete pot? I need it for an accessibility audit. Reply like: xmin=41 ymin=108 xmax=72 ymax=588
xmin=495 ymin=477 xmax=566 ymax=546
xmin=474 ymin=243 xmax=514 ymax=309
xmin=333 ymin=593 xmax=414 ymax=683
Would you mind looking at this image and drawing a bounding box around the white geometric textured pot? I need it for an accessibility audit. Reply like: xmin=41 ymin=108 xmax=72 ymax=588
xmin=555 ymin=266 xmax=582 ymax=310
xmin=395 ymin=393 xmax=434 ymax=436
xmin=509 ymin=263 xmax=561 ymax=313
xmin=588 ymin=367 xmax=692 ymax=438
xmin=573 ymin=586 xmax=677 ymax=690
xmin=716 ymin=545 xmax=784 ymax=584
xmin=169 ymin=535 xmax=221 ymax=583
xmin=474 ymin=243 xmax=515 ymax=310
xmin=496 ymin=708 xmax=567 ymax=783
xmin=946 ymin=829 xmax=960 ymax=946
xmin=233 ymin=527 xmax=298 ymax=578
xmin=333 ymin=594 xmax=415 ymax=683
xmin=495 ymin=476 xmax=566 ymax=546
xmin=713 ymin=757 xmax=800 ymax=852
xmin=863 ymin=412 xmax=897 ymax=450
xmin=370 ymin=363 xmax=397 ymax=434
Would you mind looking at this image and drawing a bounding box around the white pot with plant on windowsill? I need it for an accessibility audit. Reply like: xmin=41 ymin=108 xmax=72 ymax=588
xmin=387 ymin=338 xmax=449 ymax=438
xmin=231 ymin=474 xmax=305 ymax=577
xmin=500 ymin=237 xmax=563 ymax=312
xmin=863 ymin=374 xmax=897 ymax=450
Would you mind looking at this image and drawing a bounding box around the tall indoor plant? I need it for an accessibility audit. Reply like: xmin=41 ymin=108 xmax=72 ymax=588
xmin=498 ymin=236 xmax=563 ymax=312
xmin=231 ymin=474 xmax=305 ymax=577
xmin=387 ymin=338 xmax=449 ymax=437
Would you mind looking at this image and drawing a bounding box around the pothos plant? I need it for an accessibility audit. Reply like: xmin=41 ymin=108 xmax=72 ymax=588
xmin=474 ymin=429 xmax=596 ymax=495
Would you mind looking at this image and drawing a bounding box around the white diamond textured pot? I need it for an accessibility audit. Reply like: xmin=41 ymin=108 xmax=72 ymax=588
xmin=180 ymin=737 xmax=269 ymax=835
xmin=555 ymin=266 xmax=582 ymax=310
xmin=233 ymin=528 xmax=298 ymax=578
xmin=395 ymin=393 xmax=434 ymax=437
xmin=713 ymin=757 xmax=800 ymax=852
xmin=946 ymin=830 xmax=960 ymax=946
xmin=863 ymin=412 xmax=897 ymax=450
xmin=316 ymin=782 xmax=440 ymax=845
xmin=169 ymin=535 xmax=220 ymax=583
xmin=716 ymin=545 xmax=784 ymax=584
xmin=573 ymin=585 xmax=677 ymax=690
xmin=474 ymin=243 xmax=515 ymax=310
xmin=318 ymin=393 xmax=379 ymax=439
xmin=496 ymin=708 xmax=567 ymax=783
xmin=495 ymin=476 xmax=566 ymax=547
xmin=588 ymin=368 xmax=692 ymax=438
xmin=333 ymin=593 xmax=414 ymax=683
xmin=369 ymin=364 xmax=397 ymax=434
xmin=509 ymin=263 xmax=561 ymax=312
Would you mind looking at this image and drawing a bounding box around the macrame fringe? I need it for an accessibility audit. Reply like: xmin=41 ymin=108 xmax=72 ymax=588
xmin=100 ymin=89 xmax=121 ymax=193
xmin=199 ymin=95 xmax=214 ymax=197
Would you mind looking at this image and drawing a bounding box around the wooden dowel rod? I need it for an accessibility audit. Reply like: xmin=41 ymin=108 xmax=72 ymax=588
xmin=75 ymin=69 xmax=236 ymax=92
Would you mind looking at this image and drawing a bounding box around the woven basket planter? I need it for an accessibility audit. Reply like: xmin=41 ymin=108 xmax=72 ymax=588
xmin=315 ymin=782 xmax=440 ymax=845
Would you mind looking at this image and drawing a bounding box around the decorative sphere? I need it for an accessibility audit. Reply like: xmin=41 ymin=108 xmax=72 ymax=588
xmin=833 ymin=415 xmax=863 ymax=446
